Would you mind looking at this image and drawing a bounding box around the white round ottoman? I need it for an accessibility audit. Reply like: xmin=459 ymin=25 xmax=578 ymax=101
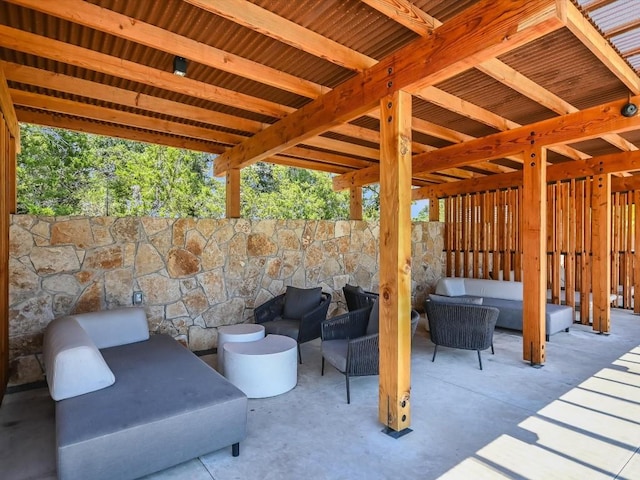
xmin=217 ymin=324 xmax=265 ymax=373
xmin=223 ymin=334 xmax=298 ymax=398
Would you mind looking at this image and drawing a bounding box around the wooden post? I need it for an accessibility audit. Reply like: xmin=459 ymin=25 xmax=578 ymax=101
xmin=591 ymin=173 xmax=611 ymax=333
xmin=378 ymin=90 xmax=412 ymax=433
xmin=350 ymin=186 xmax=363 ymax=220
xmin=429 ymin=196 xmax=439 ymax=222
xmin=225 ymin=168 xmax=241 ymax=219
xmin=522 ymin=146 xmax=546 ymax=365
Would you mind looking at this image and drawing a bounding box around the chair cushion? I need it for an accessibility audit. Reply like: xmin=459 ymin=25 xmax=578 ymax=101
xmin=366 ymin=299 xmax=380 ymax=335
xmin=344 ymin=284 xmax=364 ymax=295
xmin=321 ymin=339 xmax=348 ymax=373
xmin=283 ymin=286 xmax=322 ymax=319
xmin=263 ymin=319 xmax=300 ymax=339
xmin=429 ymin=294 xmax=483 ymax=305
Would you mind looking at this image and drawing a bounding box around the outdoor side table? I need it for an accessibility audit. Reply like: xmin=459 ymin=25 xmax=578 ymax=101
xmin=223 ymin=334 xmax=297 ymax=398
xmin=217 ymin=323 xmax=265 ymax=373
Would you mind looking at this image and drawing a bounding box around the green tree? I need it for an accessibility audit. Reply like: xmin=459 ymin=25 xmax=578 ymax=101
xmin=17 ymin=124 xmax=94 ymax=215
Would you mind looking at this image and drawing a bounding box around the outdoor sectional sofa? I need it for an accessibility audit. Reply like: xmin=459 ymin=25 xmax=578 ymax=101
xmin=43 ymin=307 xmax=247 ymax=480
xmin=433 ymin=277 xmax=574 ymax=340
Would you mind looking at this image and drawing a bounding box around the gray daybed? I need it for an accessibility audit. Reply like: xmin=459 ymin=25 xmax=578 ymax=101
xmin=433 ymin=277 xmax=574 ymax=340
xmin=43 ymin=308 xmax=248 ymax=480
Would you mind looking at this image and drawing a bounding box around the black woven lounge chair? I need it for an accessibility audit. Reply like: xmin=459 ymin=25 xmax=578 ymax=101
xmin=342 ymin=284 xmax=378 ymax=312
xmin=254 ymin=286 xmax=331 ymax=364
xmin=424 ymin=301 xmax=499 ymax=370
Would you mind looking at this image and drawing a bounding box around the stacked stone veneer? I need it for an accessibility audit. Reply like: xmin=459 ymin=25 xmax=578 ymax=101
xmin=8 ymin=215 xmax=444 ymax=386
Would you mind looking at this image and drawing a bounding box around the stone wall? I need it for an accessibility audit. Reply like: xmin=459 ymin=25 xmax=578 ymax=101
xmin=8 ymin=215 xmax=445 ymax=386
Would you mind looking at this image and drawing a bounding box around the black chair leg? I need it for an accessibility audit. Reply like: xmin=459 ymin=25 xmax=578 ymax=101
xmin=298 ymin=344 xmax=302 ymax=364
xmin=477 ymin=350 xmax=483 ymax=370
xmin=321 ymin=357 xmax=325 ymax=376
xmin=232 ymin=443 xmax=240 ymax=457
xmin=346 ymin=374 xmax=351 ymax=404
xmin=432 ymin=344 xmax=438 ymax=362
xmin=491 ymin=343 xmax=495 ymax=355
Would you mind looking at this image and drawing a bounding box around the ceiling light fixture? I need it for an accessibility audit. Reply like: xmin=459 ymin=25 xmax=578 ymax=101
xmin=173 ymin=56 xmax=187 ymax=77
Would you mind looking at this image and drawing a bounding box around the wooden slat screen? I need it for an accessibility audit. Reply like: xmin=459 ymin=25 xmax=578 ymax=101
xmin=442 ymin=178 xmax=638 ymax=323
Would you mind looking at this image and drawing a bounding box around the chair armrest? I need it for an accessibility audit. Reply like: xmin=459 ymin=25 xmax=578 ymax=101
xmin=254 ymin=293 xmax=286 ymax=324
xmin=347 ymin=333 xmax=379 ymax=376
xmin=297 ymin=293 xmax=332 ymax=343
xmin=321 ymin=306 xmax=371 ymax=341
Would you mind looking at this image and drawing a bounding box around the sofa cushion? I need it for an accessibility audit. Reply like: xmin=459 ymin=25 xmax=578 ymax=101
xmin=69 ymin=307 xmax=149 ymax=349
xmin=429 ymin=294 xmax=483 ymax=305
xmin=44 ymin=316 xmax=115 ymax=401
xmin=463 ymin=278 xmax=523 ymax=301
xmin=435 ymin=277 xmax=466 ymax=297
xmin=283 ymin=286 xmax=322 ymax=319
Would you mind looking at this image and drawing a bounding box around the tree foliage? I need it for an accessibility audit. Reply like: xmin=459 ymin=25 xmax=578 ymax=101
xmin=16 ymin=125 xmax=363 ymax=220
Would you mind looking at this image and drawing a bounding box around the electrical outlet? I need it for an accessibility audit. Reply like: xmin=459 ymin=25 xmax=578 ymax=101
xmin=133 ymin=291 xmax=143 ymax=305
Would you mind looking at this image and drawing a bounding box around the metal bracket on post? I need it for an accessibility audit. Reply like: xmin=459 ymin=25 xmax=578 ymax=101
xmin=381 ymin=395 xmax=413 ymax=438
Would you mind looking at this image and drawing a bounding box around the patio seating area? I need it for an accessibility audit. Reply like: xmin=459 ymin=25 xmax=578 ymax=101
xmin=2 ymin=308 xmax=640 ymax=480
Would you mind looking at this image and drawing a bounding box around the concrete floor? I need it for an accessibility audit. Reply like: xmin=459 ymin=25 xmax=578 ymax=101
xmin=2 ymin=309 xmax=640 ymax=480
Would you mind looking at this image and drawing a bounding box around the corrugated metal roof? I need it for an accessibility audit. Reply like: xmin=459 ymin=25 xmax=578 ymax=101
xmin=0 ymin=0 xmax=639 ymax=189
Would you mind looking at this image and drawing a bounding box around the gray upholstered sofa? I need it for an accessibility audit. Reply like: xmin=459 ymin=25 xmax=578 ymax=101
xmin=43 ymin=307 xmax=248 ymax=480
xmin=433 ymin=277 xmax=574 ymax=340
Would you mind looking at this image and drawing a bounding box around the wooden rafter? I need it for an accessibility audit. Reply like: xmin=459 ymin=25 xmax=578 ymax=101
xmin=214 ymin=0 xmax=564 ymax=176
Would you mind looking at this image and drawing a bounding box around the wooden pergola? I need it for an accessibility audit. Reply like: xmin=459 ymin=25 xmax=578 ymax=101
xmin=1 ymin=0 xmax=640 ymax=433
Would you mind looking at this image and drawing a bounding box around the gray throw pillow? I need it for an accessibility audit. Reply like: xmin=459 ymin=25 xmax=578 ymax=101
xmin=283 ymin=286 xmax=322 ymax=319
xmin=366 ymin=298 xmax=380 ymax=335
xmin=428 ymin=294 xmax=483 ymax=305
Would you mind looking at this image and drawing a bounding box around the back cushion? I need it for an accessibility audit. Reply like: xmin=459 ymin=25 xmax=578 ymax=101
xmin=70 ymin=307 xmax=149 ymax=349
xmin=366 ymin=299 xmax=380 ymax=335
xmin=463 ymin=278 xmax=523 ymax=301
xmin=435 ymin=278 xmax=466 ymax=297
xmin=429 ymin=294 xmax=483 ymax=305
xmin=283 ymin=286 xmax=322 ymax=319
xmin=43 ymin=317 xmax=115 ymax=401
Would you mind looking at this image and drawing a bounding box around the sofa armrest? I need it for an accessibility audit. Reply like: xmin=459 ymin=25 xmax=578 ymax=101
xmin=43 ymin=316 xmax=115 ymax=401
xmin=70 ymin=307 xmax=149 ymax=349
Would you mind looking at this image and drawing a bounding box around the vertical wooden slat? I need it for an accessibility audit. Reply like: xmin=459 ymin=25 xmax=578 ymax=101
xmin=378 ymin=90 xmax=411 ymax=432
xmin=445 ymin=197 xmax=453 ymax=277
xmin=481 ymin=191 xmax=489 ymax=278
xmin=350 ymin=186 xmax=363 ymax=221
xmin=581 ymin=179 xmax=592 ymax=324
xmin=225 ymin=168 xmax=241 ymax=219
xmin=612 ymin=192 xmax=621 ymax=308
xmin=514 ymin=187 xmax=523 ymax=282
xmin=592 ymin=174 xmax=611 ymax=333
xmin=566 ymin=179 xmax=576 ymax=311
xmin=633 ymin=190 xmax=640 ymax=313
xmin=504 ymin=190 xmax=512 ymax=281
xmin=522 ymin=146 xmax=546 ymax=365
xmin=624 ymin=193 xmax=633 ymax=309
xmin=0 ymin=116 xmax=10 ymax=401
xmin=455 ymin=195 xmax=461 ymax=277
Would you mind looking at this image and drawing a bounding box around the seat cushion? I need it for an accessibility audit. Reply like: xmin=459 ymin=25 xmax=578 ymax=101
xmin=322 ymin=339 xmax=348 ymax=373
xmin=263 ymin=319 xmax=300 ymax=339
xmin=283 ymin=286 xmax=322 ymax=319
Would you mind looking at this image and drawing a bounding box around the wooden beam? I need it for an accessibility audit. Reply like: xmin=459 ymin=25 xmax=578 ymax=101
xmin=360 ymin=0 xmax=436 ymax=36
xmin=213 ymin=0 xmax=563 ymax=176
xmin=412 ymin=95 xmax=640 ymax=175
xmin=226 ymin=169 xmax=241 ymax=219
xmin=591 ymin=174 xmax=612 ymax=333
xmin=0 ymin=68 xmax=19 ymax=146
xmin=349 ymin=186 xmax=363 ymax=220
xmin=4 ymin=0 xmax=324 ymax=99
xmin=429 ymin=197 xmax=440 ymax=221
xmin=378 ymin=90 xmax=412 ymax=432
xmin=565 ymin=2 xmax=640 ymax=94
xmin=16 ymin=109 xmax=225 ymax=154
xmin=0 ymin=25 xmax=292 ymax=120
xmin=184 ymin=0 xmax=375 ymax=71
xmin=522 ymin=147 xmax=546 ymax=364
xmin=413 ymin=150 xmax=640 ymax=199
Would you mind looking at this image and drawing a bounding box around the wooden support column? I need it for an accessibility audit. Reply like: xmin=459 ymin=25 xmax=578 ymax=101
xmin=225 ymin=168 xmax=241 ymax=219
xmin=522 ymin=146 xmax=546 ymax=365
xmin=350 ymin=186 xmax=363 ymax=220
xmin=378 ymin=90 xmax=412 ymax=433
xmin=591 ymin=174 xmax=611 ymax=333
xmin=429 ymin=196 xmax=439 ymax=222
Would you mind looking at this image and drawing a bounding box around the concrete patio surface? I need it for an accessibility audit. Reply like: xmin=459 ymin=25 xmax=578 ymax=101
xmin=2 ymin=308 xmax=640 ymax=480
